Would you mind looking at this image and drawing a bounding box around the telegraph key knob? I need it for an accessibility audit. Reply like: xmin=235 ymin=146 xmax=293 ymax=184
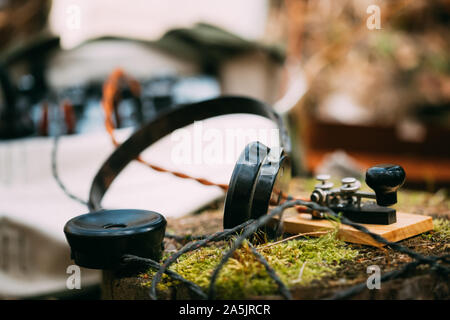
xmin=365 ymin=164 xmax=406 ymax=206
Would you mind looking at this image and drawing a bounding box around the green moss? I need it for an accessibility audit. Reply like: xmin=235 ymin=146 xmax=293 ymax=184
xmin=432 ymin=218 xmax=450 ymax=239
xmin=420 ymin=218 xmax=450 ymax=241
xmin=141 ymin=232 xmax=358 ymax=299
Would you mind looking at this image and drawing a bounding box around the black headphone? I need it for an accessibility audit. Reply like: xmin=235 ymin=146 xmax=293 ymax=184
xmin=64 ymin=96 xmax=291 ymax=269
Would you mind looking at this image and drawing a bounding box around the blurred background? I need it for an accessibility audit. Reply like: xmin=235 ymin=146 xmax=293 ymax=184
xmin=0 ymin=0 xmax=448 ymax=299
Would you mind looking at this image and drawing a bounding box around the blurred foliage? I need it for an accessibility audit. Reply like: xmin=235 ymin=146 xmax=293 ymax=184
xmin=281 ymin=0 xmax=450 ymax=126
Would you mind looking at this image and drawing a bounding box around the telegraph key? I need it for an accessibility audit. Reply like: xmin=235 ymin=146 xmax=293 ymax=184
xmin=309 ymin=164 xmax=406 ymax=225
xmin=279 ymin=164 xmax=433 ymax=247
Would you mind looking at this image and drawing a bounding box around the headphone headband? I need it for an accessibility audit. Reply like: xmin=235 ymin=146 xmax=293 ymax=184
xmin=88 ymin=96 xmax=290 ymax=211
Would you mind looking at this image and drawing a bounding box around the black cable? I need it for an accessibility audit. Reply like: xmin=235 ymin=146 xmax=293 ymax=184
xmin=150 ymin=219 xmax=255 ymax=300
xmin=248 ymin=243 xmax=292 ymax=300
xmin=208 ymin=199 xmax=297 ymax=299
xmin=51 ymin=134 xmax=89 ymax=206
xmin=121 ymin=254 xmax=207 ymax=299
xmin=151 ymin=219 xmax=292 ymax=300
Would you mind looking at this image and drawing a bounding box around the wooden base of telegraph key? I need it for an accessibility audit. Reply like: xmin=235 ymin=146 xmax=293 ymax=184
xmin=276 ymin=210 xmax=433 ymax=247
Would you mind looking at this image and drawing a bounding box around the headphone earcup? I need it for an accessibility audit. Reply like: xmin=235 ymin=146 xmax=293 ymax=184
xmin=64 ymin=209 xmax=166 ymax=269
xmin=223 ymin=141 xmax=269 ymax=229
